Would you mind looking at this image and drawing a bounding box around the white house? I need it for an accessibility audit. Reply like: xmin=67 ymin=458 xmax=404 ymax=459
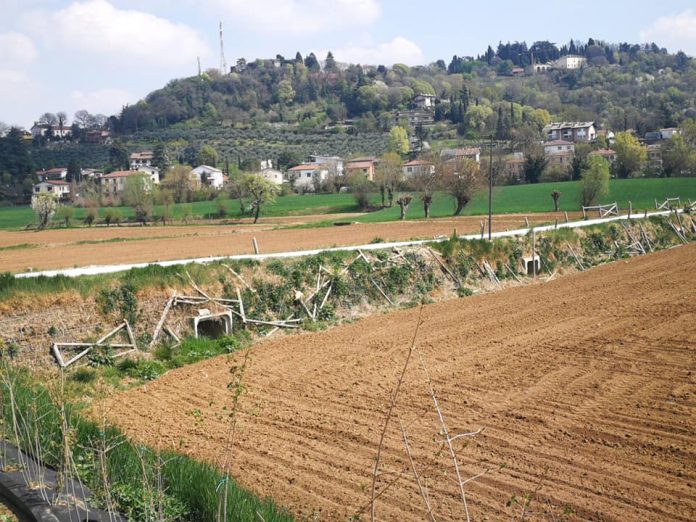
xmin=555 ymin=55 xmax=586 ymax=70
xmin=259 ymin=169 xmax=284 ymax=185
xmin=30 ymin=123 xmax=72 ymax=140
xmin=543 ymin=122 xmax=596 ymax=142
xmin=440 ymin=147 xmax=481 ymax=164
xmin=309 ymin=154 xmax=344 ymax=176
xmin=287 ymin=164 xmax=329 ymax=191
xmin=413 ymin=93 xmax=436 ymax=110
xmin=33 ymin=180 xmax=71 ymax=200
xmin=99 ymin=171 xmax=156 ymax=196
xmin=129 ymin=151 xmax=154 ymax=169
xmin=136 ymin=166 xmax=161 ymax=184
xmin=36 ymin=168 xmax=68 ymax=182
xmin=544 ymin=140 xmax=575 ymax=156
xmin=660 ymin=128 xmax=681 ymax=140
xmin=191 ymin=165 xmax=224 ymax=189
xmin=402 ymin=159 xmax=435 ymax=177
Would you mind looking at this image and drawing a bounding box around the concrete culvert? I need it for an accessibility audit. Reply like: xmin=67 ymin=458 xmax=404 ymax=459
xmin=193 ymin=312 xmax=233 ymax=339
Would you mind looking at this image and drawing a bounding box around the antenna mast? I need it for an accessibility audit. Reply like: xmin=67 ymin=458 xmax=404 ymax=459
xmin=219 ymin=22 xmax=227 ymax=75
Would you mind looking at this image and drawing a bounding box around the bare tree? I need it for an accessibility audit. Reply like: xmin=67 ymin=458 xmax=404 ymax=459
xmin=74 ymin=110 xmax=92 ymax=128
xmin=375 ymin=152 xmax=402 ymax=208
xmin=408 ymin=154 xmax=437 ymax=218
xmin=551 ymin=190 xmax=561 ymax=211
xmin=437 ymin=156 xmax=481 ymax=216
xmin=57 ymin=111 xmax=68 ymax=134
xmin=39 ymin=112 xmax=58 ymax=125
xmin=396 ymin=195 xmax=412 ymax=220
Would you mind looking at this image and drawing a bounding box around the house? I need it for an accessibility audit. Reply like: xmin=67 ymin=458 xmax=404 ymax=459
xmin=136 ymin=166 xmax=161 ymax=184
xmin=440 ymin=147 xmax=481 ymax=164
xmin=191 ymin=165 xmax=224 ymax=189
xmin=99 ymin=170 xmax=156 ymax=196
xmin=413 ymin=93 xmax=436 ymax=110
xmin=644 ymin=131 xmax=662 ymax=144
xmin=511 ymin=67 xmax=525 ymax=77
xmin=590 ymin=149 xmax=617 ymax=164
xmin=647 ymin=144 xmax=662 ymax=170
xmin=396 ymin=110 xmax=434 ymax=126
xmin=36 ymin=168 xmax=68 ymax=182
xmin=33 ymin=180 xmax=71 ymax=200
xmin=543 ymin=122 xmax=596 ymax=142
xmin=259 ymin=169 xmax=284 ymax=185
xmin=544 ymin=140 xmax=575 ymax=156
xmin=504 ymin=156 xmax=526 ymax=183
xmin=82 ymin=129 xmax=110 ymax=144
xmin=80 ymin=168 xmax=103 ymax=180
xmin=309 ymin=154 xmax=344 ymax=175
xmin=555 ymin=55 xmax=586 ymax=70
xmin=533 ymin=63 xmax=552 ymax=73
xmin=345 ymin=157 xmax=379 ymax=181
xmin=660 ymin=128 xmax=681 ymax=140
xmin=546 ymin=152 xmax=574 ymax=169
xmin=402 ymin=159 xmax=434 ymax=177
xmin=30 ymin=123 xmax=72 ymax=140
xmin=287 ymin=164 xmax=329 ymax=191
xmin=596 ymin=129 xmax=615 ymax=145
xmin=129 ymin=151 xmax=154 ymax=169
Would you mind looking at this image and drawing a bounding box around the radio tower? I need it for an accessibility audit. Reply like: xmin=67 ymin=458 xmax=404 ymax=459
xmin=219 ymin=22 xmax=227 ymax=75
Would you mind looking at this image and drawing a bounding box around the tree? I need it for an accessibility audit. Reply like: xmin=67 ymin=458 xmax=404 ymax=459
xmin=55 ymin=205 xmax=74 ymax=227
xmin=387 ymin=126 xmax=409 ymax=156
xmin=109 ymin=142 xmax=129 ymax=171
xmin=124 ymin=173 xmax=154 ymax=224
xmin=437 ymin=157 xmax=480 ymax=215
xmin=347 ymin=172 xmax=373 ymax=211
xmin=580 ymin=156 xmax=610 ymax=207
xmin=396 ymin=195 xmax=412 ymax=220
xmin=374 ymin=152 xmax=402 ymax=207
xmin=408 ymin=155 xmax=437 ymax=218
xmin=162 ymin=165 xmax=195 ymax=203
xmin=324 ymin=51 xmax=337 ymax=71
xmin=57 ymin=111 xmax=68 ymax=135
xmin=197 ymin=144 xmax=219 ymax=168
xmin=613 ymin=132 xmax=647 ymax=178
xmin=31 ymin=193 xmax=58 ymax=229
xmin=39 ymin=113 xmax=58 ymax=126
xmin=662 ymin=135 xmax=695 ymax=177
xmin=551 ymin=190 xmax=561 ymax=211
xmin=523 ymin=147 xmax=548 ymax=183
xmin=67 ymin=158 xmax=81 ymax=183
xmin=152 ymin=143 xmax=171 ymax=175
xmin=241 ymin=174 xmax=278 ymax=223
xmin=74 ymin=109 xmax=92 ymax=128
xmin=84 ymin=207 xmax=98 ymax=227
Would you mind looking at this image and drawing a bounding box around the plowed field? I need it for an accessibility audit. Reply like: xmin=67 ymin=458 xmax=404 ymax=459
xmin=1 ymin=213 xmax=571 ymax=272
xmin=104 ymin=245 xmax=696 ymax=521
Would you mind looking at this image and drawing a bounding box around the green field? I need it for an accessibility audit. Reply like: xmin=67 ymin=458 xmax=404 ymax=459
xmin=1 ymin=178 xmax=694 ymax=230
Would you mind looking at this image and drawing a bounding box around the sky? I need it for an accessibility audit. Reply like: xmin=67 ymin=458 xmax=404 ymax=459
xmin=1 ymin=0 xmax=696 ymax=128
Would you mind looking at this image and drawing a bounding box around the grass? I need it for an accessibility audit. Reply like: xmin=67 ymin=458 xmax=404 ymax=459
xmin=2 ymin=178 xmax=693 ymax=230
xmin=0 ymin=366 xmax=292 ymax=522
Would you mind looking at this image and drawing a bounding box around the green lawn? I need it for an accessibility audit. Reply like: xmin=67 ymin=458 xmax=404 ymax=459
xmin=1 ymin=178 xmax=693 ymax=229
xmin=354 ymin=177 xmax=696 ymax=223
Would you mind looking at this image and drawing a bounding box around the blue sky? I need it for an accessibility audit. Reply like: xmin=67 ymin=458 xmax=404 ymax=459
xmin=1 ymin=0 xmax=695 ymax=128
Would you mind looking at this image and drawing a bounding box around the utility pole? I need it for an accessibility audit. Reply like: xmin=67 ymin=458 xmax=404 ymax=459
xmin=197 ymin=56 xmax=201 ymax=76
xmin=488 ymin=134 xmax=493 ymax=240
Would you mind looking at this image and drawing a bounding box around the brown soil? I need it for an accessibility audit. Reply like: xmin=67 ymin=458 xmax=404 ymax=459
xmin=2 ymin=212 xmax=573 ymax=272
xmin=103 ymin=244 xmax=696 ymax=521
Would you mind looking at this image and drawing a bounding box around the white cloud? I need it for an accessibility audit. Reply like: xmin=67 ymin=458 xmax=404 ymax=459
xmin=640 ymin=10 xmax=696 ymax=56
xmin=215 ymin=0 xmax=380 ymax=35
xmin=331 ymin=37 xmax=423 ymax=65
xmin=0 ymin=32 xmax=38 ymax=68
xmin=72 ymin=88 xmax=133 ymax=115
xmin=33 ymin=0 xmax=210 ymax=67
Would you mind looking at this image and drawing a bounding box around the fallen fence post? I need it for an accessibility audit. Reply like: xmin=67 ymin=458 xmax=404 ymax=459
xmin=252 ymin=237 xmax=260 ymax=254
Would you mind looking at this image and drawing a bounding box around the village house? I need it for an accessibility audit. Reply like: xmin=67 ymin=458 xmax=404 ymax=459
xmin=440 ymin=147 xmax=481 ymax=164
xmin=309 ymin=154 xmax=344 ymax=175
xmin=590 ymin=149 xmax=617 ymax=164
xmin=543 ymin=122 xmax=596 ymax=142
xmin=82 ymin=129 xmax=110 ymax=145
xmin=191 ymin=165 xmax=224 ymax=189
xmin=99 ymin=170 xmax=159 ymax=197
xmin=511 ymin=67 xmax=525 ymax=77
xmin=546 ymin=152 xmax=574 ymax=169
xmin=129 ymin=151 xmax=154 ymax=169
xmin=30 ymin=123 xmax=72 ymax=140
xmin=36 ymin=168 xmax=68 ymax=182
xmin=647 ymin=144 xmax=663 ymax=170
xmin=413 ymin=93 xmax=436 ymax=110
xmin=259 ymin=168 xmax=284 ymax=185
xmin=544 ymin=140 xmax=575 ymax=156
xmin=660 ymin=128 xmax=681 ymax=140
xmin=555 ymin=55 xmax=586 ymax=69
xmin=287 ymin=164 xmax=329 ymax=191
xmin=344 ymin=157 xmax=379 ymax=181
xmin=402 ymin=159 xmax=435 ymax=177
xmin=396 ymin=110 xmax=435 ymax=126
xmin=33 ymin=180 xmax=71 ymax=201
xmin=504 ymin=153 xmax=526 ymax=183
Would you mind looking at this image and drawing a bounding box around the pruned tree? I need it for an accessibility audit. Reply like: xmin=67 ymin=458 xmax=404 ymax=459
xmin=551 ymin=190 xmax=561 ymax=211
xmin=396 ymin=195 xmax=412 ymax=220
xmin=375 ymin=152 xmax=402 ymax=208
xmin=437 ymin=156 xmax=481 ymax=215
xmin=31 ymin=192 xmax=58 ymax=229
xmin=241 ymin=174 xmax=278 ymax=223
xmin=408 ymin=154 xmax=437 ymax=218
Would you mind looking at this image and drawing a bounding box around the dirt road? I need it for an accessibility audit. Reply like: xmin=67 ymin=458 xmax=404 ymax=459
xmin=1 ymin=213 xmax=570 ymax=272
xmin=105 ymin=244 xmax=695 ymax=520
